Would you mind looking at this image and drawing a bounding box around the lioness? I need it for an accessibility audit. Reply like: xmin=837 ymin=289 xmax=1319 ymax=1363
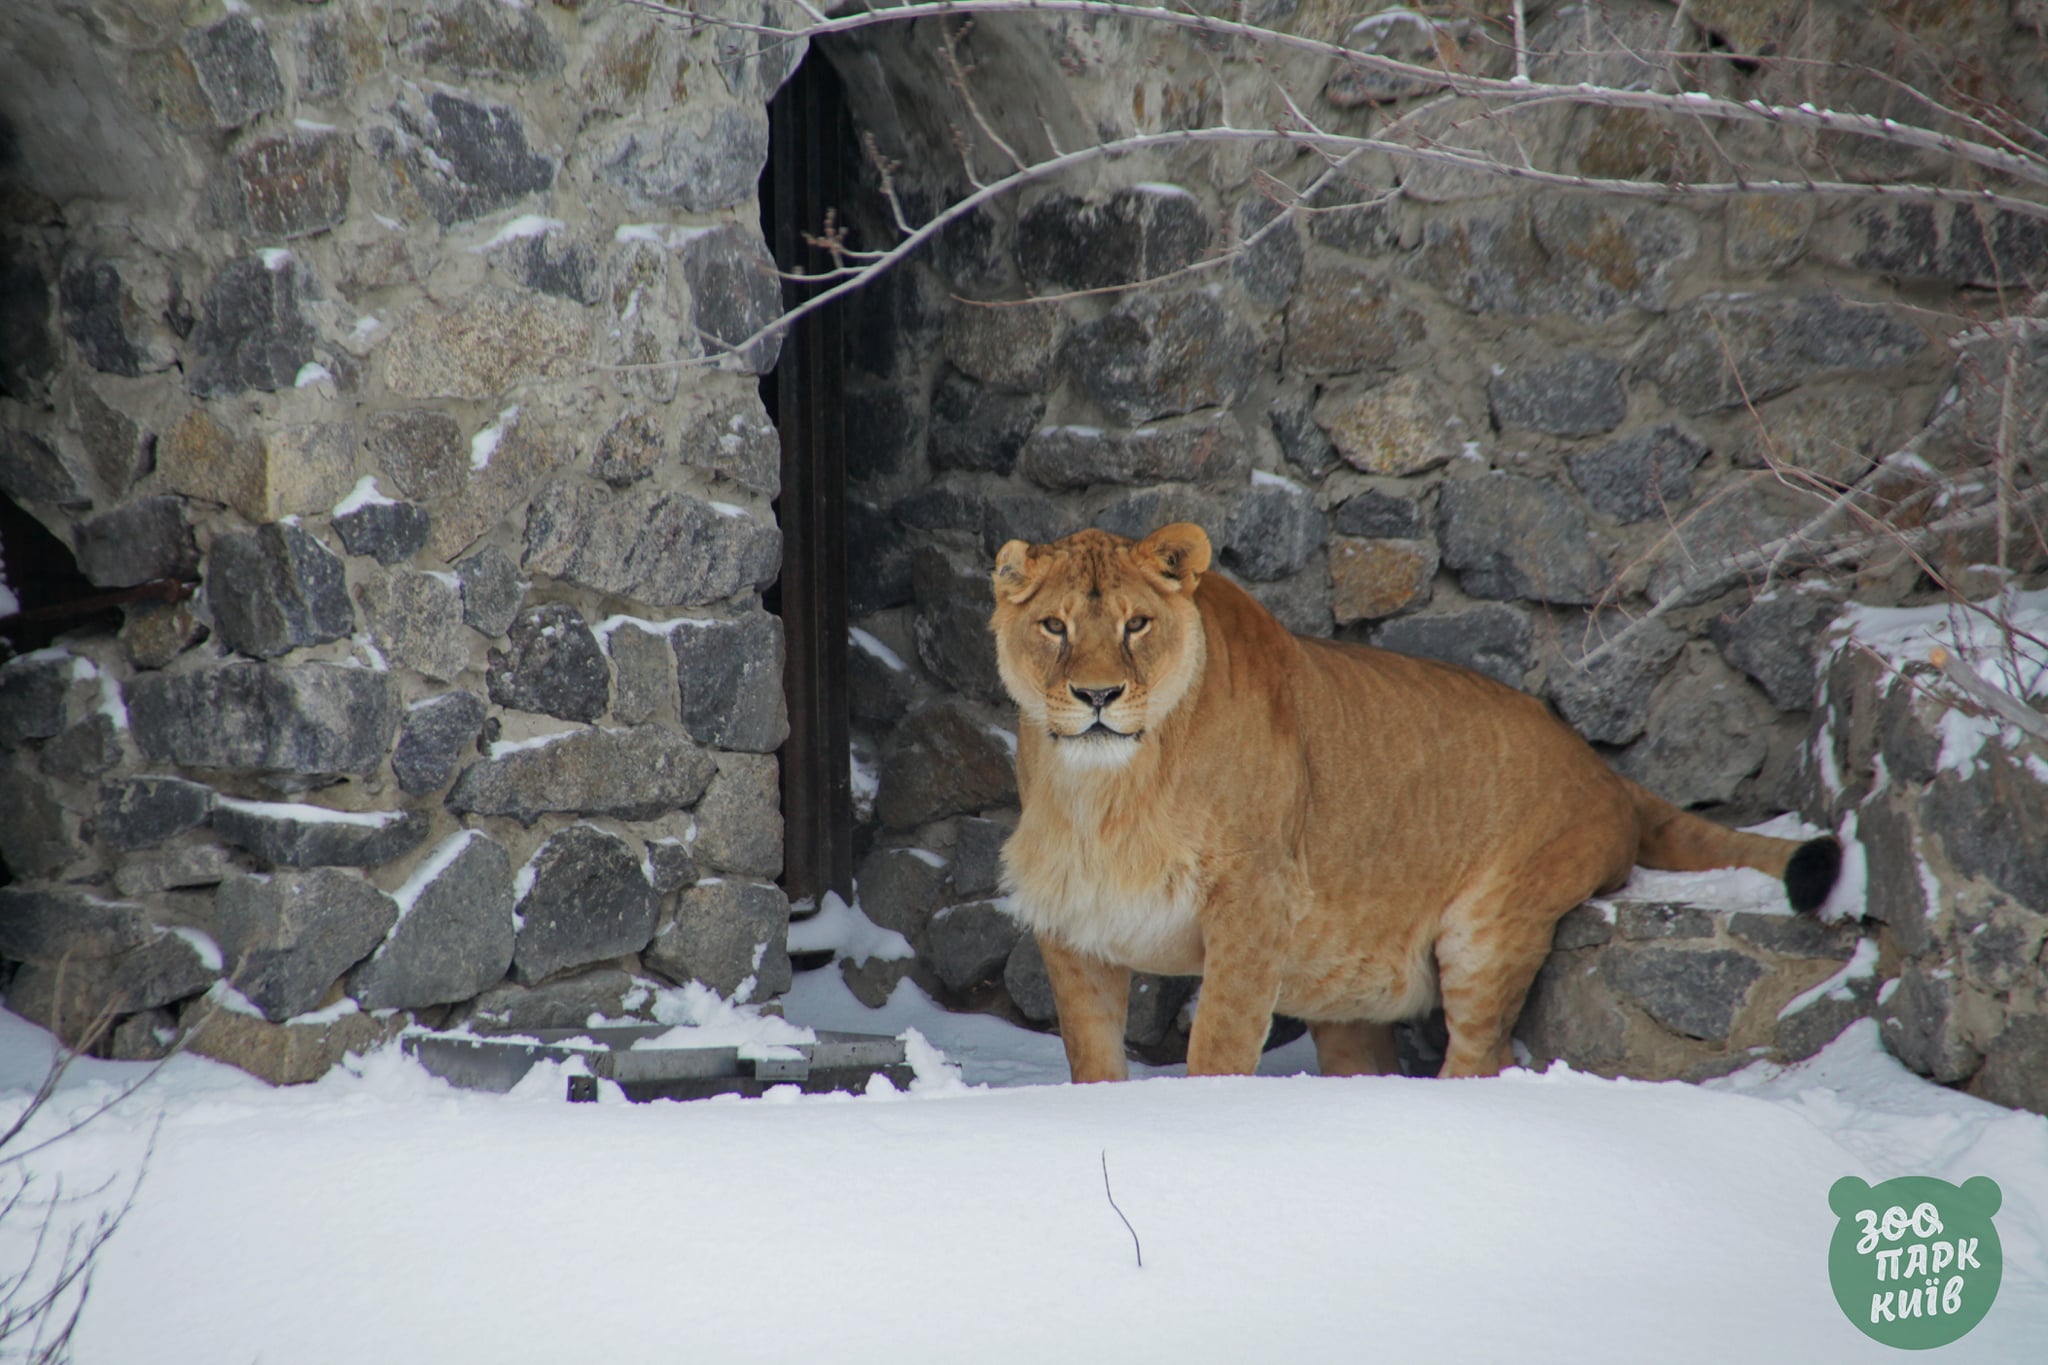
xmin=989 ymin=523 xmax=1841 ymax=1083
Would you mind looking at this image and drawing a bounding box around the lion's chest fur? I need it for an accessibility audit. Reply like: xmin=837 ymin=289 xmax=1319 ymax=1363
xmin=1001 ymin=763 xmax=1208 ymax=976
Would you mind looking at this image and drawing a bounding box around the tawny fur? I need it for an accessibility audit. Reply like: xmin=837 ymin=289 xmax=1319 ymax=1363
xmin=989 ymin=524 xmax=1826 ymax=1084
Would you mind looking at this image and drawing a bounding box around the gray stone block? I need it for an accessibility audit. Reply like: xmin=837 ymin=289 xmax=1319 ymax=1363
xmin=522 ymin=481 xmax=780 ymax=608
xmin=39 ymin=713 xmax=125 ymax=782
xmin=185 ymin=256 xmax=320 ymax=397
xmin=1223 ymin=476 xmax=1324 ymax=582
xmin=462 ymin=967 xmax=650 ymax=1033
xmin=1603 ymin=945 xmax=1766 ymax=1042
xmin=1127 ymin=973 xmax=1196 ymax=1049
xmin=0 ymin=260 xmax=55 ymax=399
xmin=446 ymin=727 xmax=717 ymax=827
xmin=680 ymin=394 xmax=781 ymax=497
xmin=512 ymin=825 xmax=660 ymax=984
xmin=0 ymin=886 xmax=158 ymax=962
xmin=0 ymin=654 xmax=77 ymax=746
xmin=207 ymin=523 xmax=354 ymax=660
xmin=1616 ymin=684 xmax=1769 ymax=809
xmin=951 ymin=818 xmax=1011 ymax=902
xmin=113 ymin=843 xmax=234 ymax=896
xmin=73 ymin=497 xmax=198 ymax=589
xmin=1002 ymin=932 xmax=1057 ymax=1021
xmin=1437 ymin=474 xmax=1610 ymax=605
xmin=128 ymin=663 xmax=399 ymax=779
xmin=1091 ymin=486 xmax=1231 ymax=545
xmin=393 ymin=692 xmax=488 ymax=796
xmin=349 ymin=832 xmax=516 ymax=1010
xmin=334 ymin=499 xmax=432 ymax=565
xmin=8 ymin=932 xmax=217 ymax=1043
xmin=487 ymin=603 xmax=610 ymax=723
xmin=592 ymin=410 xmax=662 ymax=489
xmin=1707 ymin=588 xmax=1840 ymax=712
xmin=510 ymin=235 xmax=602 ymax=306
xmin=944 ymin=302 xmax=1059 ymax=393
xmin=1567 ymin=424 xmax=1710 ymax=526
xmin=1838 ymin=202 xmax=2048 ymax=290
xmin=1232 ymin=196 xmax=1303 ymax=309
xmin=0 ymin=427 xmax=87 ymax=507
xmin=98 ymin=776 xmax=215 ymax=851
xmin=928 ymin=901 xmax=1021 ymax=993
xmin=57 ymin=260 xmax=141 ymax=378
xmin=1017 ymin=189 xmax=1212 ymax=293
xmin=214 ymin=868 xmax=398 ymax=1021
xmin=607 ymin=622 xmax=677 ymax=727
xmin=1550 ymin=905 xmax=1614 ymax=951
xmin=356 ymin=569 xmax=468 ymax=682
xmin=1545 ymin=611 xmax=1685 ymax=746
xmin=1727 ymin=913 xmax=1862 ymax=960
xmin=1975 ymin=1014 xmax=2048 ymax=1115
xmin=912 ymin=546 xmax=1006 ymax=704
xmin=682 ymin=224 xmax=783 ymax=373
xmin=396 ymin=90 xmax=557 ymax=226
xmin=646 ymin=879 xmax=791 ymax=999
xmin=213 ymin=797 xmax=429 ymax=870
xmin=1064 ymin=289 xmax=1258 ymax=424
xmin=1490 ymin=352 xmax=1628 ymax=438
xmin=455 ymin=544 xmax=523 ymax=638
xmin=646 ymin=839 xmax=699 ymax=895
xmin=1332 ymin=489 xmax=1426 ymax=540
xmin=183 ymin=16 xmax=284 ymax=127
xmin=1020 ymin=411 xmax=1250 ymax=492
xmin=602 ymin=104 xmax=767 ymax=213
xmin=876 ymin=702 xmax=1018 ymax=831
xmin=71 ymin=387 xmax=150 ymax=497
xmin=1373 ymin=603 xmax=1534 ymax=688
xmin=1921 ymin=754 xmax=2048 ymax=914
xmin=1958 ymin=903 xmax=2046 ymax=994
xmin=1775 ymin=974 xmax=1878 ymax=1063
xmin=1268 ymin=391 xmax=1338 ymax=478
xmin=0 ymin=767 xmax=83 ymax=878
xmin=1878 ymin=961 xmax=1983 ymax=1084
xmin=1640 ymin=292 xmax=1929 ymax=415
xmin=856 ymin=846 xmax=951 ymax=941
xmin=691 ymin=752 xmax=783 ymax=879
xmin=929 ymin=369 xmax=1046 ymax=476
xmin=671 ymin=610 xmax=788 ymax=753
xmin=368 ymin=408 xmax=466 ymax=505
xmin=401 ymin=0 xmax=564 ymax=77
xmin=1615 ymin=903 xmax=1714 ymax=940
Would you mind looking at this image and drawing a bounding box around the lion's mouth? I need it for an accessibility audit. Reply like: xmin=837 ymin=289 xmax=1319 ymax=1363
xmin=1054 ymin=722 xmax=1142 ymax=742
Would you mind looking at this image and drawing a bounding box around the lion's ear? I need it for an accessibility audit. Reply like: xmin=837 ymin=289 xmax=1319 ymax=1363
xmin=992 ymin=539 xmax=1047 ymax=604
xmin=1137 ymin=523 xmax=1212 ymax=591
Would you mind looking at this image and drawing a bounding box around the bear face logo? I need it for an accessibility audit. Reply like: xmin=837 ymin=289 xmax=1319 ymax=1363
xmin=1827 ymin=1174 xmax=2003 ymax=1349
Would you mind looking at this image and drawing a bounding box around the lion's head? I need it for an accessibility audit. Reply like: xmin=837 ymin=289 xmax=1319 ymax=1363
xmin=988 ymin=523 xmax=1212 ymax=771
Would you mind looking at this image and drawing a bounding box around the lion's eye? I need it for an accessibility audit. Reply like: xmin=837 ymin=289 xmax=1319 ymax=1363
xmin=1040 ymin=617 xmax=1066 ymax=638
xmin=1125 ymin=616 xmax=1151 ymax=636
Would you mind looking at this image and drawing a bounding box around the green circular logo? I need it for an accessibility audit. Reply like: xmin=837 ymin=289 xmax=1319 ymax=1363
xmin=1827 ymin=1175 xmax=2003 ymax=1349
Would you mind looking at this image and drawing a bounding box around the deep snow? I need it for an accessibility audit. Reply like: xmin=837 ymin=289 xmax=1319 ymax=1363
xmin=3 ymin=960 xmax=2046 ymax=1364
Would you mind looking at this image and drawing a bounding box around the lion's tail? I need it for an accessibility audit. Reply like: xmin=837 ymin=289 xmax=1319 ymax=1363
xmin=1623 ymin=778 xmax=1842 ymax=914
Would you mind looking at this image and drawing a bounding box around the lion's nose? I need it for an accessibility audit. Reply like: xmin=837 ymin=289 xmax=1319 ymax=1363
xmin=1070 ymin=685 xmax=1125 ymax=711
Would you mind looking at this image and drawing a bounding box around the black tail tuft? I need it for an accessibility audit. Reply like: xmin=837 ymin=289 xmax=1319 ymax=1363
xmin=1784 ymin=836 xmax=1843 ymax=914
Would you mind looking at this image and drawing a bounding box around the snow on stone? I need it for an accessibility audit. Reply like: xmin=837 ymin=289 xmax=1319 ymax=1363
xmin=614 ymin=223 xmax=666 ymax=245
xmin=0 ymin=524 xmax=17 ymax=619
xmin=591 ymin=612 xmax=705 ymax=644
xmin=214 ymin=795 xmax=409 ymax=828
xmin=94 ymin=670 xmax=131 ymax=731
xmin=849 ymin=747 xmax=878 ymax=820
xmin=905 ymin=848 xmax=948 ymax=870
xmin=348 ymin=633 xmax=389 ymax=671
xmin=293 ymin=363 xmax=333 ymax=389
xmin=708 ymin=501 xmax=748 ymax=519
xmin=349 ymin=315 xmax=383 ymax=343
xmin=333 ymin=476 xmax=397 ymax=517
xmin=287 ymin=997 xmax=362 ymax=1027
xmin=1128 ymin=181 xmax=1196 ymax=200
xmin=469 ymin=406 xmax=519 ymax=471
xmin=169 ymin=927 xmax=224 ymax=973
xmin=292 ymin=118 xmax=336 ymax=133
xmin=512 ymin=843 xmax=544 ymax=903
xmin=787 ymin=889 xmax=914 ymax=965
xmin=986 ymin=724 xmax=1018 ymax=757
xmin=1250 ymin=469 xmax=1303 ymax=492
xmin=849 ymin=627 xmax=907 ymax=672
xmin=392 ymin=831 xmax=483 ymax=923
xmin=258 ymin=248 xmax=293 ymax=271
xmin=488 ymin=726 xmax=582 ymax=759
xmin=200 ymin=979 xmax=267 ymax=1018
xmin=470 ymin=215 xmax=563 ymax=252
xmin=1349 ymin=7 xmax=1436 ymax=37
xmin=1778 ymin=938 xmax=1881 ymax=1020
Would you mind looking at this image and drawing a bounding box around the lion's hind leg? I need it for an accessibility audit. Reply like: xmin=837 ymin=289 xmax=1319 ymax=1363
xmin=1309 ymin=1020 xmax=1401 ymax=1077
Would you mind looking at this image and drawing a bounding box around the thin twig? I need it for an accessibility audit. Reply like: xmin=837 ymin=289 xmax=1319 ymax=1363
xmin=1101 ymin=1149 xmax=1142 ymax=1268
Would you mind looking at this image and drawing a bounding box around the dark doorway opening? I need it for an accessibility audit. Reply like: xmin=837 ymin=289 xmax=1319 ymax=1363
xmin=762 ymin=54 xmax=854 ymax=910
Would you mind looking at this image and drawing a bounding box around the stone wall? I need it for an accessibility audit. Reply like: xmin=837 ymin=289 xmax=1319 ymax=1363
xmin=818 ymin=0 xmax=2048 ymax=1066
xmin=1799 ymin=594 xmax=2048 ymax=1115
xmin=0 ymin=0 xmax=799 ymax=1079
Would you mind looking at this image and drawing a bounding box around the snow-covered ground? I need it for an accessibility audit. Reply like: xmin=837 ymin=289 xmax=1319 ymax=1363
xmin=4 ymin=955 xmax=2046 ymax=1364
